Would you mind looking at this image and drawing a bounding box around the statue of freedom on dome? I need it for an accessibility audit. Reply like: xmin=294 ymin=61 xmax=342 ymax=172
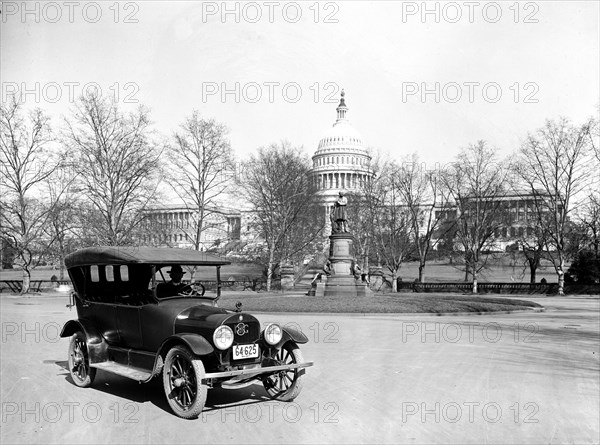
xmin=330 ymin=191 xmax=349 ymax=234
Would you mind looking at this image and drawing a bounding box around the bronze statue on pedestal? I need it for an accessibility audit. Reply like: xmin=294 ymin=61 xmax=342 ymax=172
xmin=330 ymin=191 xmax=349 ymax=234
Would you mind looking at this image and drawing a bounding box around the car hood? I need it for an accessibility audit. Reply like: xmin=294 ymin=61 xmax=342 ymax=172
xmin=161 ymin=300 xmax=260 ymax=336
xmin=175 ymin=304 xmax=232 ymax=329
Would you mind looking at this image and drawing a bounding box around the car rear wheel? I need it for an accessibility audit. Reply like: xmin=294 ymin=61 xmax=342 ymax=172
xmin=262 ymin=342 xmax=304 ymax=401
xmin=68 ymin=331 xmax=96 ymax=387
xmin=163 ymin=345 xmax=207 ymax=419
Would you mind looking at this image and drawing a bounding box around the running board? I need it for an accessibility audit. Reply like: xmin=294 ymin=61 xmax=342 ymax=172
xmin=203 ymin=361 xmax=314 ymax=383
xmin=91 ymin=362 xmax=153 ymax=382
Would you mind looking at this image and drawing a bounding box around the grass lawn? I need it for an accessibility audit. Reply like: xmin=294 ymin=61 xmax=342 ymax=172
xmin=217 ymin=292 xmax=543 ymax=314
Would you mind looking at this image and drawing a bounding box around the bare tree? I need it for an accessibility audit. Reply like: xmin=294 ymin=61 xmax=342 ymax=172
xmin=0 ymin=98 xmax=63 ymax=293
xmin=578 ymin=193 xmax=600 ymax=259
xmin=591 ymin=108 xmax=600 ymax=164
xmin=518 ymin=117 xmax=596 ymax=295
xmin=166 ymin=112 xmax=235 ymax=250
xmin=395 ymin=153 xmax=450 ymax=283
xmin=518 ymin=224 xmax=550 ymax=284
xmin=240 ymin=142 xmax=324 ymax=291
xmin=43 ymin=168 xmax=81 ymax=280
xmin=368 ymin=160 xmax=413 ymax=292
xmin=64 ymin=93 xmax=162 ymax=246
xmin=442 ymin=141 xmax=509 ymax=293
xmin=345 ymin=150 xmax=383 ymax=273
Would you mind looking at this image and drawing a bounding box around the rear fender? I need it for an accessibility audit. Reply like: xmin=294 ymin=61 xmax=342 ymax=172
xmin=60 ymin=319 xmax=108 ymax=364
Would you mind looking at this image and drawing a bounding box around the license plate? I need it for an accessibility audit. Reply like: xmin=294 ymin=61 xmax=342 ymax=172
xmin=233 ymin=343 xmax=259 ymax=360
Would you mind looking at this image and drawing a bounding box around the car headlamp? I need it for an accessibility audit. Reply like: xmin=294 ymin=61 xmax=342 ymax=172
xmin=264 ymin=323 xmax=283 ymax=345
xmin=213 ymin=325 xmax=234 ymax=350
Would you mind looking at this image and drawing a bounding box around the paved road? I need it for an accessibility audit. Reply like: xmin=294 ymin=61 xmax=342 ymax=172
xmin=1 ymin=293 xmax=598 ymax=444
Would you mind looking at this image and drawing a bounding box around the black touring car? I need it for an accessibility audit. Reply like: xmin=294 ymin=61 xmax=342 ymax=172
xmin=60 ymin=247 xmax=313 ymax=418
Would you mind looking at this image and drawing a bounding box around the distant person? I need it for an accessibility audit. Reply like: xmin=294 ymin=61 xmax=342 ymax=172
xmin=157 ymin=265 xmax=186 ymax=297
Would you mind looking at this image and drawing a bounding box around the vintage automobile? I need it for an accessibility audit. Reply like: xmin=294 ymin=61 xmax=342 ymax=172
xmin=60 ymin=247 xmax=313 ymax=419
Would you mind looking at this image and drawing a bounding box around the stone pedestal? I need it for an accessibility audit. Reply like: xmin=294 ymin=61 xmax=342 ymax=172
xmin=322 ymin=233 xmax=372 ymax=298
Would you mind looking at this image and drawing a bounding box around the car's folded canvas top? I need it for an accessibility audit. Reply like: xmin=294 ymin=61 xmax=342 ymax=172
xmin=65 ymin=246 xmax=231 ymax=268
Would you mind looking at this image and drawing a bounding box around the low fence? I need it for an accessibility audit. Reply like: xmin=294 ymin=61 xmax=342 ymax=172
xmin=0 ymin=280 xmax=71 ymax=293
xmin=198 ymin=279 xmax=281 ymax=292
xmin=398 ymin=281 xmax=599 ymax=295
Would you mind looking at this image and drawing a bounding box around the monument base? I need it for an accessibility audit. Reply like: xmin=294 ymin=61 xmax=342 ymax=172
xmin=323 ymin=281 xmax=372 ymax=298
xmin=315 ymin=232 xmax=373 ymax=298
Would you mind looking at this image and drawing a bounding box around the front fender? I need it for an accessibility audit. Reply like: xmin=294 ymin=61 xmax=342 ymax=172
xmin=282 ymin=326 xmax=308 ymax=344
xmin=260 ymin=325 xmax=309 ymax=348
xmin=60 ymin=319 xmax=108 ymax=364
xmin=158 ymin=333 xmax=215 ymax=358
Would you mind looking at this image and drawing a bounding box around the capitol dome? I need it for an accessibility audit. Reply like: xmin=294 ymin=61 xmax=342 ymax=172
xmin=311 ymin=90 xmax=373 ymax=202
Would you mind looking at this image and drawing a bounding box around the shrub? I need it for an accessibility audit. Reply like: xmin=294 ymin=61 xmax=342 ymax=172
xmin=566 ymin=250 xmax=600 ymax=284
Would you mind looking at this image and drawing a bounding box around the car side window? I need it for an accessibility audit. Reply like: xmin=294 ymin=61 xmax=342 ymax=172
xmin=120 ymin=265 xmax=129 ymax=282
xmin=106 ymin=265 xmax=115 ymax=282
xmin=90 ymin=265 xmax=100 ymax=282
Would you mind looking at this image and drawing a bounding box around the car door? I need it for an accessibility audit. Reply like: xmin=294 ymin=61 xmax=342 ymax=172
xmin=109 ymin=264 xmax=144 ymax=350
xmin=115 ymin=304 xmax=143 ymax=349
xmin=80 ymin=265 xmax=120 ymax=344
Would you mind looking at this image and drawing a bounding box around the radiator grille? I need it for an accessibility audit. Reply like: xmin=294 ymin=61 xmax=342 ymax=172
xmin=226 ymin=320 xmax=260 ymax=345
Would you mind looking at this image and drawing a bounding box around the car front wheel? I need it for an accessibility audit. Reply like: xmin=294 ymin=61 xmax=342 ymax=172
xmin=68 ymin=331 xmax=96 ymax=387
xmin=262 ymin=342 xmax=304 ymax=401
xmin=163 ymin=345 xmax=207 ymax=419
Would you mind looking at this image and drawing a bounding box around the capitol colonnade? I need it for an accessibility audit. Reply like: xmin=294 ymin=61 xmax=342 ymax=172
xmin=313 ymin=171 xmax=371 ymax=191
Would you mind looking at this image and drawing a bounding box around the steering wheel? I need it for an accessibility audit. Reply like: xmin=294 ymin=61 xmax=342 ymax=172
xmin=178 ymin=282 xmax=206 ymax=297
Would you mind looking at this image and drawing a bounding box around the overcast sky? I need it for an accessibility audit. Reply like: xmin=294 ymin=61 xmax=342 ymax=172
xmin=2 ymin=1 xmax=599 ymax=167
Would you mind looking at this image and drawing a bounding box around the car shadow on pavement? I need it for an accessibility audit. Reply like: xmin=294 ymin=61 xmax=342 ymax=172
xmin=204 ymin=384 xmax=271 ymax=411
xmin=48 ymin=359 xmax=273 ymax=415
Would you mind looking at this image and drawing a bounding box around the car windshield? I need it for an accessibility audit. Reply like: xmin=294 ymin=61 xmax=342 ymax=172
xmin=152 ymin=264 xmax=221 ymax=301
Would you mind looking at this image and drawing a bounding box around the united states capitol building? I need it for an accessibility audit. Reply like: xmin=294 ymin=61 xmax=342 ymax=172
xmin=311 ymin=91 xmax=374 ymax=202
xmin=142 ymin=90 xmax=376 ymax=251
xmin=143 ymin=91 xmax=536 ymax=252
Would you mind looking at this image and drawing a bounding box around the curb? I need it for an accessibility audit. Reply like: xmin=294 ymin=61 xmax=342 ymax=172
xmin=243 ymin=306 xmax=546 ymax=318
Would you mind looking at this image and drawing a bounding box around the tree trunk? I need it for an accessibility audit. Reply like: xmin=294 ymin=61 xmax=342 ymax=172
xmin=557 ymin=269 xmax=565 ymax=296
xmin=391 ymin=271 xmax=397 ymax=292
xmin=472 ymin=268 xmax=478 ymax=294
xmin=529 ymin=267 xmax=537 ymax=284
xmin=21 ymin=268 xmax=31 ymax=294
xmin=59 ymin=247 xmax=66 ymax=280
xmin=266 ymin=247 xmax=275 ymax=292
xmin=418 ymin=262 xmax=425 ymax=283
